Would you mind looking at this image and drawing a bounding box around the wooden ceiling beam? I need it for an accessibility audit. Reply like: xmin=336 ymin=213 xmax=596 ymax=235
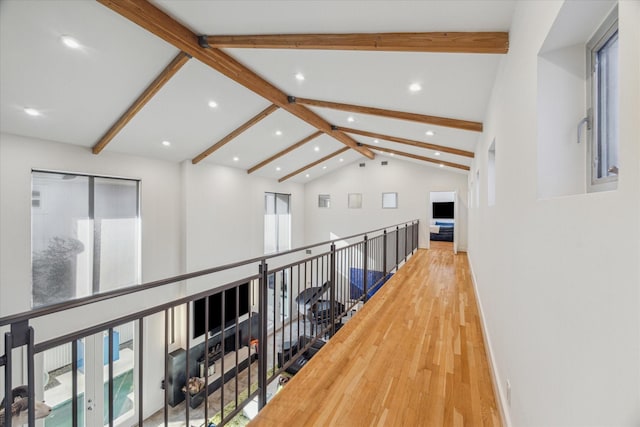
xmin=362 ymin=144 xmax=470 ymax=171
xmin=247 ymin=130 xmax=322 ymax=174
xmin=97 ymin=0 xmax=375 ymax=160
xmin=192 ymin=104 xmax=278 ymax=164
xmin=92 ymin=51 xmax=191 ymax=154
xmin=279 ymin=147 xmax=349 ymax=183
xmin=338 ymin=127 xmax=474 ymax=158
xmin=205 ymin=32 xmax=509 ymax=54
xmin=295 ymin=97 xmax=483 ymax=133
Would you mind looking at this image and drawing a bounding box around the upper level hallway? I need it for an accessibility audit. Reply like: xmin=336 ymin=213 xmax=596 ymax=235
xmin=250 ymin=247 xmax=501 ymax=426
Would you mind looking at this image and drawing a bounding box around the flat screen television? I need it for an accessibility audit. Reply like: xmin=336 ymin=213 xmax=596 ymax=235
xmin=433 ymin=202 xmax=454 ymax=219
xmin=193 ymin=282 xmax=250 ymax=339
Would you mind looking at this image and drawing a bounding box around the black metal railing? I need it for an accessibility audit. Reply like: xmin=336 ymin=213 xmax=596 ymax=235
xmin=0 ymin=220 xmax=419 ymax=427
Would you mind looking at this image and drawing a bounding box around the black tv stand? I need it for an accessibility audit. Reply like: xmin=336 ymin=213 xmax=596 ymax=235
xmin=166 ymin=313 xmax=260 ymax=407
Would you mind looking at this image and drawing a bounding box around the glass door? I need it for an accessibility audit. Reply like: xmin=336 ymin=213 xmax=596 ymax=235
xmin=43 ymin=323 xmax=136 ymax=427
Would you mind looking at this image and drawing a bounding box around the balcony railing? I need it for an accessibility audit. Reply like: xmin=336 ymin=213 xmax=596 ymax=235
xmin=0 ymin=220 xmax=419 ymax=427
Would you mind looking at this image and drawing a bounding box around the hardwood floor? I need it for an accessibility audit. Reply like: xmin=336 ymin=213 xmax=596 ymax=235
xmin=249 ymin=248 xmax=501 ymax=427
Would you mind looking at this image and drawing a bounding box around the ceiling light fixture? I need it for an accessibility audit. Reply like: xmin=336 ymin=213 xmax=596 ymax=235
xmin=305 ymin=174 xmax=310 ymax=178
xmin=24 ymin=107 xmax=41 ymax=117
xmin=233 ymin=156 xmax=239 ymax=162
xmin=61 ymin=35 xmax=81 ymax=49
xmin=208 ymin=100 xmax=218 ymax=108
xmin=347 ymin=116 xmax=355 ymax=123
xmin=162 ymin=140 xmax=171 ymax=147
xmin=439 ymin=164 xmax=444 ymax=168
xmin=314 ymin=146 xmax=320 ymax=152
xmin=409 ymin=82 xmax=422 ymax=92
xmin=275 ymin=130 xmax=282 ymax=136
xmin=390 ymin=153 xmax=395 ymax=156
xmin=434 ymin=152 xmax=441 ymax=156
xmin=295 ymin=72 xmax=305 ymax=81
xmin=276 ymin=167 xmax=281 ymax=171
xmin=339 ymin=158 xmax=344 ymax=162
xmin=426 ymin=130 xmax=435 ymax=136
xmin=322 ymin=166 xmax=327 ymax=170
xmin=373 ymin=139 xmax=379 ymax=144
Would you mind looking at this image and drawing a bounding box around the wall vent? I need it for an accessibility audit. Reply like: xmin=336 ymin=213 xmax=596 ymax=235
xmin=381 ymin=161 xmax=388 ymax=166
xmin=359 ymin=163 xmax=366 ymax=167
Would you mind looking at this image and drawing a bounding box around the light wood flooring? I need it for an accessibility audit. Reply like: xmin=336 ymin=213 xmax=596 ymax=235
xmin=250 ymin=248 xmax=501 ymax=427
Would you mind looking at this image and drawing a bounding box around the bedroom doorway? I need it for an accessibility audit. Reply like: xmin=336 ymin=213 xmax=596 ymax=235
xmin=429 ymin=191 xmax=457 ymax=253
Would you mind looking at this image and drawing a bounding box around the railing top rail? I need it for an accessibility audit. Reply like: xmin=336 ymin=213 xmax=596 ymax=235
xmin=0 ymin=219 xmax=418 ymax=327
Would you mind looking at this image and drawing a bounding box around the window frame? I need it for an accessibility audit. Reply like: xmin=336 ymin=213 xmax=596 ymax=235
xmin=586 ymin=7 xmax=619 ymax=191
xmin=31 ymin=169 xmax=141 ymax=307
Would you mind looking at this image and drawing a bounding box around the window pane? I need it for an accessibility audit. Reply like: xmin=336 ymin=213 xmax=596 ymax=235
xmin=318 ymin=194 xmax=330 ymax=208
xmin=94 ymin=178 xmax=140 ymax=292
xmin=382 ymin=192 xmax=398 ymax=209
xmin=275 ymin=193 xmax=289 ymax=214
xmin=32 ymin=172 xmax=91 ymax=307
xmin=348 ymin=193 xmax=362 ymax=209
xmin=596 ymin=31 xmax=618 ymax=180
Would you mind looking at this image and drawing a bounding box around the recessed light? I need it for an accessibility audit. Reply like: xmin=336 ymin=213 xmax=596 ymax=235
xmin=208 ymin=100 xmax=218 ymax=108
xmin=295 ymin=72 xmax=305 ymax=81
xmin=314 ymin=146 xmax=320 ymax=152
xmin=322 ymin=166 xmax=327 ymax=170
xmin=390 ymin=153 xmax=394 ymax=156
xmin=233 ymin=156 xmax=239 ymax=162
xmin=347 ymin=116 xmax=355 ymax=123
xmin=275 ymin=130 xmax=282 ymax=136
xmin=339 ymin=158 xmax=344 ymax=162
xmin=276 ymin=167 xmax=281 ymax=171
xmin=439 ymin=164 xmax=444 ymax=168
xmin=426 ymin=130 xmax=435 ymax=136
xmin=24 ymin=107 xmax=41 ymax=117
xmin=61 ymin=35 xmax=81 ymax=49
xmin=434 ymin=152 xmax=441 ymax=156
xmin=373 ymin=139 xmax=379 ymax=144
xmin=305 ymin=174 xmax=310 ymax=178
xmin=162 ymin=140 xmax=171 ymax=147
xmin=409 ymin=82 xmax=422 ymax=92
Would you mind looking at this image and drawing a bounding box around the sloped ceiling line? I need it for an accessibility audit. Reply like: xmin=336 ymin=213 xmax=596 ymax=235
xmin=337 ymin=126 xmax=475 ymax=158
xmin=294 ymin=97 xmax=483 ymax=132
xmin=204 ymin=32 xmax=510 ymax=54
xmin=247 ymin=130 xmax=322 ymax=174
xmin=192 ymin=103 xmax=279 ymax=164
xmin=92 ymin=50 xmax=191 ymax=154
xmin=362 ymin=144 xmax=470 ymax=171
xmin=97 ymin=0 xmax=375 ymax=160
xmin=278 ymin=146 xmax=350 ymax=183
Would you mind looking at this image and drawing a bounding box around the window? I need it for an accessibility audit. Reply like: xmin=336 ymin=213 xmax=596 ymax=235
xmin=487 ymin=140 xmax=496 ymax=206
xmin=264 ymin=192 xmax=291 ymax=254
xmin=31 ymin=171 xmax=140 ymax=307
xmin=348 ymin=193 xmax=362 ymax=209
xmin=318 ymin=194 xmax=331 ymax=208
xmin=587 ymin=9 xmax=618 ymax=189
xmin=382 ymin=192 xmax=398 ymax=209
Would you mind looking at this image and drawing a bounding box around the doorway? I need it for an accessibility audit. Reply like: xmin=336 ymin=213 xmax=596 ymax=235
xmin=429 ymin=191 xmax=457 ymax=253
xmin=42 ymin=323 xmax=137 ymax=426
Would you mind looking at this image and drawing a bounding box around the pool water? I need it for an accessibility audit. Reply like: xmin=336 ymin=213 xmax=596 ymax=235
xmin=45 ymin=370 xmax=134 ymax=427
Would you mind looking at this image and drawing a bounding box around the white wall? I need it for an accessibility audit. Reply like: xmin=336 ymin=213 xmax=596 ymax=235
xmin=468 ymin=1 xmax=640 ymax=426
xmin=303 ymin=157 xmax=469 ymax=251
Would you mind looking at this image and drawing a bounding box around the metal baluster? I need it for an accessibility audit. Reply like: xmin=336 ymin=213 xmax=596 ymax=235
xmin=258 ymin=261 xmax=268 ymax=409
xmin=363 ymin=236 xmax=369 ymax=304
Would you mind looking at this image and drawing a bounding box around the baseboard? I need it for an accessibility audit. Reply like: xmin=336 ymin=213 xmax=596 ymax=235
xmin=467 ymin=252 xmax=512 ymax=427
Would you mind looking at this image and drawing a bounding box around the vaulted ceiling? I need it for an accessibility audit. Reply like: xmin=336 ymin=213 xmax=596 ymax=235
xmin=0 ymin=1 xmax=515 ymax=183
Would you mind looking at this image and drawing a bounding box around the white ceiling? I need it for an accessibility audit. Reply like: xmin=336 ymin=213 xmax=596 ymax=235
xmin=0 ymin=0 xmax=515 ymax=183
